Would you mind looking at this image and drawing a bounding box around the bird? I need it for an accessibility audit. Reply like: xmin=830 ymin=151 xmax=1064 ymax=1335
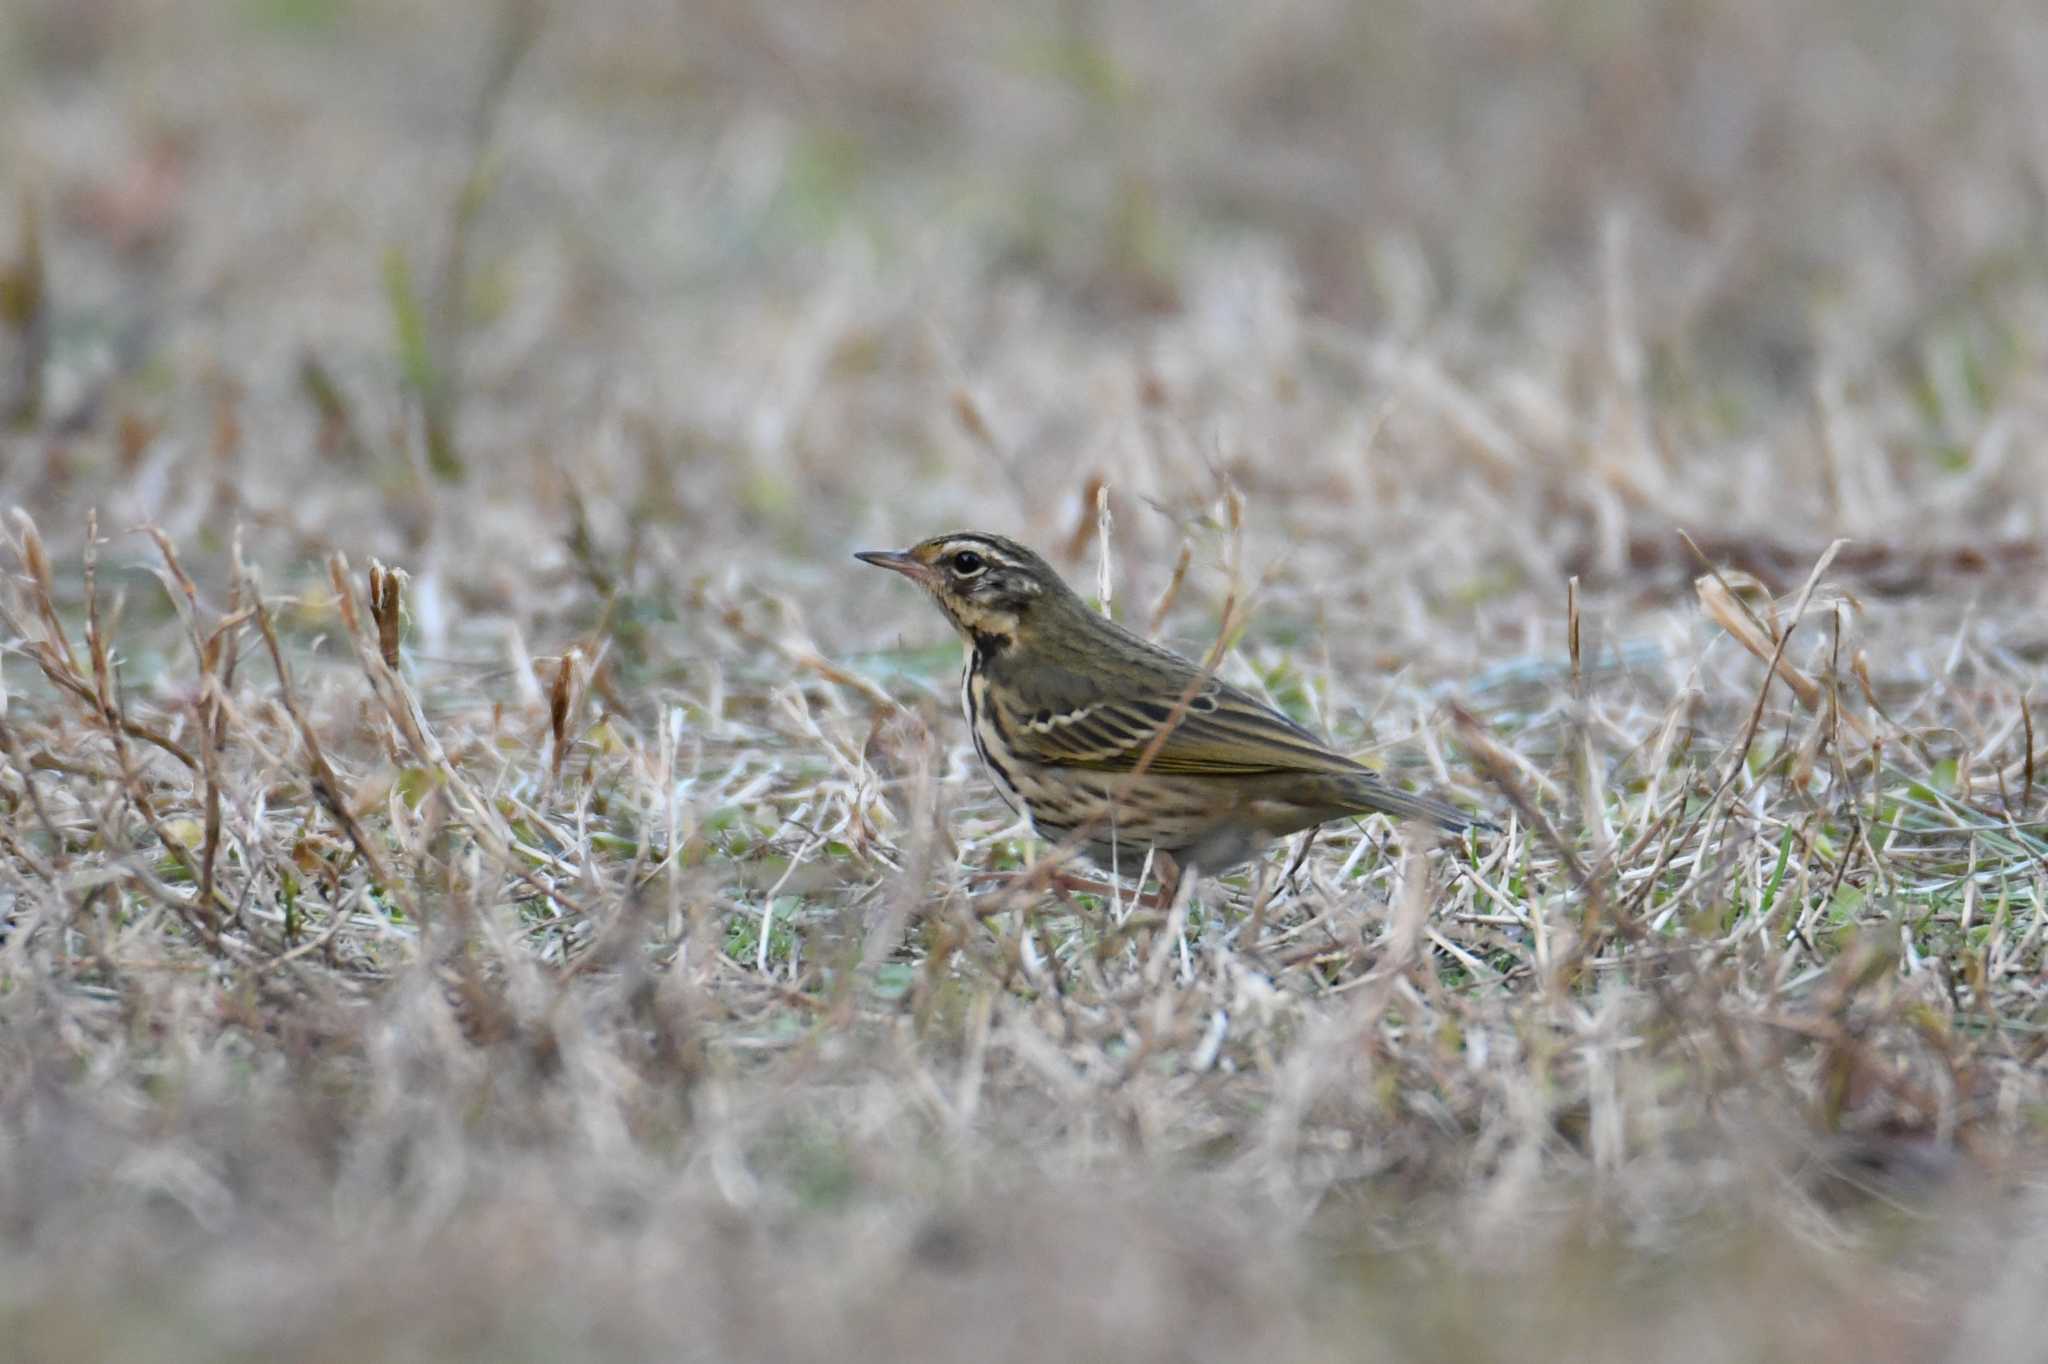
xmin=855 ymin=531 xmax=1484 ymax=889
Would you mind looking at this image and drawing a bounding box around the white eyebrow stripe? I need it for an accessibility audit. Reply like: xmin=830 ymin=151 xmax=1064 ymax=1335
xmin=938 ymin=536 xmax=1020 ymax=560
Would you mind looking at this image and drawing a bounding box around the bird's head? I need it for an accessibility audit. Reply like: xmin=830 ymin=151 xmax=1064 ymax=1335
xmin=855 ymin=531 xmax=1071 ymax=654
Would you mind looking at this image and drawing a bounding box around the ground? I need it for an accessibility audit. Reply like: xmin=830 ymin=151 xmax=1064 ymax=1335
xmin=2 ymin=1 xmax=2047 ymax=1359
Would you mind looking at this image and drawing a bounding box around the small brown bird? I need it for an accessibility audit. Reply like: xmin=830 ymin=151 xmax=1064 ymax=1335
xmin=857 ymin=531 xmax=1482 ymax=882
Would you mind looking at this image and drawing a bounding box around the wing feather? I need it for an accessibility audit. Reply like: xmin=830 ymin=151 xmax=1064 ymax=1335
xmin=991 ymin=681 xmax=1365 ymax=778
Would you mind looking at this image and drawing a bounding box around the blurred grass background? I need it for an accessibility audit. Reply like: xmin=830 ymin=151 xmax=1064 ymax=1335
xmin=3 ymin=1 xmax=2048 ymax=1360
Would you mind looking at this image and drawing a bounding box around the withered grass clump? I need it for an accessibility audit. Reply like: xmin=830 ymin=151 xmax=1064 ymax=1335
xmin=4 ymin=1 xmax=2048 ymax=1359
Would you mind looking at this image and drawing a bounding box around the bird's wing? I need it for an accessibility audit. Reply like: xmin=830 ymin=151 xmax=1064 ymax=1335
xmin=986 ymin=671 xmax=1363 ymax=778
xmin=983 ymin=651 xmax=1484 ymax=831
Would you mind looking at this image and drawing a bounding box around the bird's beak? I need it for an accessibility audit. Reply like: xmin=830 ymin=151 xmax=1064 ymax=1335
xmin=854 ymin=548 xmax=936 ymax=586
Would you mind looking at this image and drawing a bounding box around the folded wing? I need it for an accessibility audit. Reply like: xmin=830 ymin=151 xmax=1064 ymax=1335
xmin=992 ymin=681 xmax=1363 ymax=778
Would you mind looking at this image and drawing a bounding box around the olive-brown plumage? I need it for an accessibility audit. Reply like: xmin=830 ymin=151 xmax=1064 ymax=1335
xmin=857 ymin=532 xmax=1482 ymax=875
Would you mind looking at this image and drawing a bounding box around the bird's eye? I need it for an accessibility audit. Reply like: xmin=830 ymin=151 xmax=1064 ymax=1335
xmin=950 ymin=550 xmax=987 ymax=576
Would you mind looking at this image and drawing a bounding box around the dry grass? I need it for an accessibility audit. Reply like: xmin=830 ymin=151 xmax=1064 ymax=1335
xmin=4 ymin=0 xmax=2048 ymax=1359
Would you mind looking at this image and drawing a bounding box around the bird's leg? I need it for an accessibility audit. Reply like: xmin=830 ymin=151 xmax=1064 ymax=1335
xmin=1152 ymin=852 xmax=1183 ymax=911
xmin=968 ymin=845 xmax=1185 ymax=912
xmin=969 ymin=861 xmax=1178 ymax=910
xmin=1280 ymin=827 xmax=1319 ymax=898
xmin=1143 ymin=856 xmax=1198 ymax=986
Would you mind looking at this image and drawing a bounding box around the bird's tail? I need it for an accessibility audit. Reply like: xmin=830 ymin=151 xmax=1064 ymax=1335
xmin=1338 ymin=772 xmax=1493 ymax=834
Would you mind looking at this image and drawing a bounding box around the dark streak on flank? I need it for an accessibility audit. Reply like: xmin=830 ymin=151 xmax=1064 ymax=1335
xmin=965 ymin=654 xmax=1019 ymax=801
xmin=983 ymin=691 xmax=1015 ymax=749
xmin=983 ymin=748 xmax=1019 ymax=795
